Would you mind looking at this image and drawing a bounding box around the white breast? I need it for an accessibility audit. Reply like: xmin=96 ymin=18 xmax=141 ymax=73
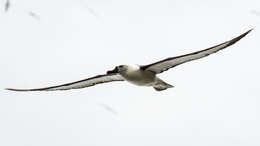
xmin=120 ymin=65 xmax=156 ymax=86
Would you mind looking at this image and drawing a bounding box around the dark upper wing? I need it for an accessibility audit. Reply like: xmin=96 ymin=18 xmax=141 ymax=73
xmin=6 ymin=73 xmax=124 ymax=91
xmin=141 ymin=29 xmax=252 ymax=74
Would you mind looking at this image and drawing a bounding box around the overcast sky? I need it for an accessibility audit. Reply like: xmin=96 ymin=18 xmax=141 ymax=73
xmin=1 ymin=0 xmax=260 ymax=146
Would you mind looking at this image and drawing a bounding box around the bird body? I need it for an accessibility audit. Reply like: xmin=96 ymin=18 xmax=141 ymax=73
xmin=108 ymin=64 xmax=173 ymax=91
xmin=117 ymin=65 xmax=156 ymax=86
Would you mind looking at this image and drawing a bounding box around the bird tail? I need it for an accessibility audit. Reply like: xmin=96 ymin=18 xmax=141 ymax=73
xmin=153 ymin=78 xmax=174 ymax=91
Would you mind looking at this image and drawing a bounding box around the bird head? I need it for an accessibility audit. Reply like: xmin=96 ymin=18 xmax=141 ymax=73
xmin=107 ymin=65 xmax=127 ymax=74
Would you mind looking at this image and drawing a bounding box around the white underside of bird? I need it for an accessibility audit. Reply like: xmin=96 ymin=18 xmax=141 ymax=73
xmin=114 ymin=64 xmax=173 ymax=91
xmin=6 ymin=29 xmax=252 ymax=92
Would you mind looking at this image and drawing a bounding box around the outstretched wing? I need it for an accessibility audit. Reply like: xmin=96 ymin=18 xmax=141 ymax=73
xmin=6 ymin=73 xmax=124 ymax=91
xmin=141 ymin=29 xmax=252 ymax=74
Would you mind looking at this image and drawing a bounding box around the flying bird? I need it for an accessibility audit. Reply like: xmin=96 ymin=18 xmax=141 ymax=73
xmin=4 ymin=0 xmax=10 ymax=12
xmin=28 ymin=11 xmax=40 ymax=20
xmin=98 ymin=103 xmax=118 ymax=115
xmin=6 ymin=29 xmax=252 ymax=92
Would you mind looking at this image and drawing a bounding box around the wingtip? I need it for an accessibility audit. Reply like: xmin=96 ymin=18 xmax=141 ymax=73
xmin=5 ymin=88 xmax=29 ymax=92
xmin=238 ymin=29 xmax=253 ymax=37
xmin=247 ymin=28 xmax=253 ymax=33
xmin=242 ymin=28 xmax=253 ymax=38
xmin=5 ymin=88 xmax=19 ymax=91
xmin=241 ymin=28 xmax=253 ymax=36
xmin=228 ymin=29 xmax=253 ymax=46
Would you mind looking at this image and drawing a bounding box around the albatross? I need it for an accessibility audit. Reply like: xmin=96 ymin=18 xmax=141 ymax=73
xmin=6 ymin=29 xmax=252 ymax=92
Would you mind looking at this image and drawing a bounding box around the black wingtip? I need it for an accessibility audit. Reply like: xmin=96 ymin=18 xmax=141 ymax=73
xmin=5 ymin=88 xmax=31 ymax=92
xmin=228 ymin=29 xmax=253 ymax=46
xmin=245 ymin=28 xmax=253 ymax=35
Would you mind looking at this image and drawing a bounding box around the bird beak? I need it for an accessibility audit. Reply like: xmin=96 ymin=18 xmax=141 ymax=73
xmin=107 ymin=67 xmax=119 ymax=74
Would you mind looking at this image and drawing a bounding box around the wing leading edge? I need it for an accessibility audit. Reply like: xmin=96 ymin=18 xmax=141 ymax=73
xmin=141 ymin=29 xmax=252 ymax=74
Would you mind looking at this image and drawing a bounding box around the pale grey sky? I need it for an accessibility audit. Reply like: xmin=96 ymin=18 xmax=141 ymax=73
xmin=0 ymin=0 xmax=260 ymax=146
